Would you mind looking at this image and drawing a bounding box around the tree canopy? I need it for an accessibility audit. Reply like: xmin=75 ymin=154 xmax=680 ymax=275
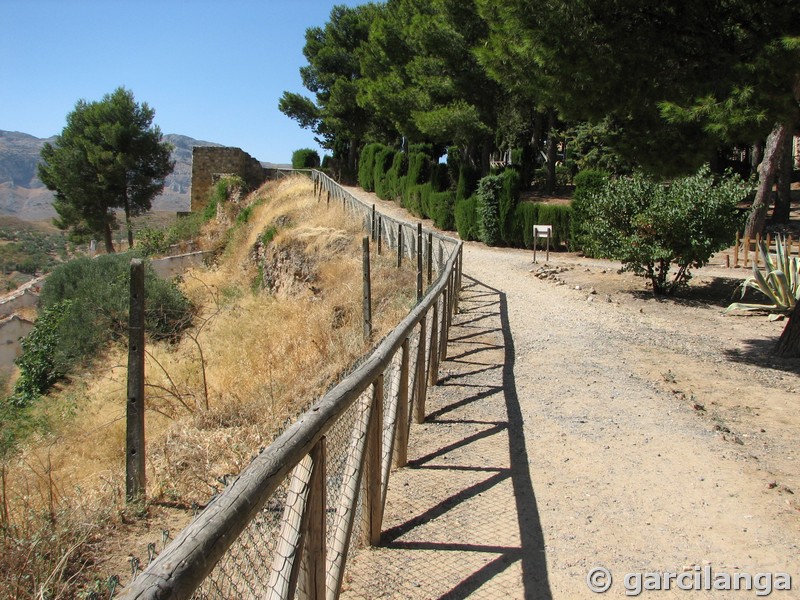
xmin=282 ymin=0 xmax=799 ymax=225
xmin=39 ymin=87 xmax=174 ymax=252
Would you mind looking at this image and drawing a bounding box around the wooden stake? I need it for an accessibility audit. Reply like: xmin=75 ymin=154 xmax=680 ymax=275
xmin=397 ymin=224 xmax=403 ymax=268
xmin=395 ymin=338 xmax=410 ymax=468
xmin=362 ymin=237 xmax=372 ymax=341
xmin=416 ymin=223 xmax=423 ymax=302
xmin=126 ymin=259 xmax=146 ymax=503
xmin=414 ymin=315 xmax=427 ymax=424
xmin=743 ymin=236 xmax=750 ymax=268
xmin=363 ymin=376 xmax=383 ymax=547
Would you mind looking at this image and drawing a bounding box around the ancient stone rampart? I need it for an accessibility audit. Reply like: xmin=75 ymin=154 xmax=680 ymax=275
xmin=190 ymin=147 xmax=267 ymax=211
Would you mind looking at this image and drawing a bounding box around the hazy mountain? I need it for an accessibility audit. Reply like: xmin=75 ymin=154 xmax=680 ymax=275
xmin=0 ymin=130 xmax=223 ymax=222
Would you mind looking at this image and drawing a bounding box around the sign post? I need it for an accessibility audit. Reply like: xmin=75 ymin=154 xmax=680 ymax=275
xmin=533 ymin=225 xmax=553 ymax=263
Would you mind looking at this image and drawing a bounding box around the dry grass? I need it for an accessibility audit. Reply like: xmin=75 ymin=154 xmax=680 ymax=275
xmin=0 ymin=175 xmax=418 ymax=598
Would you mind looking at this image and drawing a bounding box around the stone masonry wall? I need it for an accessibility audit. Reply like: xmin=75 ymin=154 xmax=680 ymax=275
xmin=191 ymin=147 xmax=267 ymax=212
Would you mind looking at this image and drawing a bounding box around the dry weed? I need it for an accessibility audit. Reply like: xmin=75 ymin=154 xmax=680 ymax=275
xmin=0 ymin=174 xmax=418 ymax=596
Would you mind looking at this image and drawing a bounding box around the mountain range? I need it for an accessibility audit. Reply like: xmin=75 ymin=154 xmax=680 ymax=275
xmin=0 ymin=130 xmax=223 ymax=222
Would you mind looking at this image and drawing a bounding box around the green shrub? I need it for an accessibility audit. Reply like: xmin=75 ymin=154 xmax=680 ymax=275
xmin=204 ymin=175 xmax=246 ymax=220
xmin=430 ymin=163 xmax=451 ymax=192
xmin=476 ymin=175 xmax=503 ymax=246
xmin=35 ymin=253 xmax=193 ymax=394
xmin=583 ymin=166 xmax=751 ymax=294
xmin=456 ymin=163 xmax=479 ymax=201
xmin=11 ymin=301 xmax=72 ymax=406
xmin=455 ymin=196 xmax=479 ymax=241
xmin=405 ymin=183 xmax=433 ymax=217
xmin=135 ymin=227 xmax=169 ymax=256
xmin=430 ymin=191 xmax=456 ymax=230
xmin=571 ymin=169 xmax=610 ymax=253
xmin=405 ymin=152 xmax=431 ymax=192
xmin=291 ymin=148 xmax=321 ymax=169
xmin=508 ymin=202 xmax=573 ymax=249
xmin=499 ymin=169 xmax=521 ymax=245
xmin=385 ymin=151 xmax=408 ymax=200
xmin=373 ymin=147 xmax=396 ymax=200
xmin=358 ymin=143 xmax=384 ymax=191
xmin=236 ymin=204 xmax=254 ymax=225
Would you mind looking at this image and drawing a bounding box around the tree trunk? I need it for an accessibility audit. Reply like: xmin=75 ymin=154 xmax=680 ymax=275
xmin=103 ymin=223 xmax=115 ymax=254
xmin=771 ymin=131 xmax=794 ymax=224
xmin=125 ymin=201 xmax=134 ymax=249
xmin=743 ymin=122 xmax=790 ymax=239
xmin=544 ymin=111 xmax=557 ymax=195
xmin=775 ymin=302 xmax=800 ymax=358
xmin=750 ymin=140 xmax=763 ymax=175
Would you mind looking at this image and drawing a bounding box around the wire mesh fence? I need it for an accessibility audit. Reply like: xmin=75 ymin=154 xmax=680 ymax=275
xmin=118 ymin=171 xmax=461 ymax=600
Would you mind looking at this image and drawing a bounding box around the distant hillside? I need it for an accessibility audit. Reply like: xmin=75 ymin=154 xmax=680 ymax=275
xmin=0 ymin=130 xmax=223 ymax=222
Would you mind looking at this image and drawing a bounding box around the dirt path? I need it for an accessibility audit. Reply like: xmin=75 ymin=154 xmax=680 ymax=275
xmin=341 ymin=187 xmax=800 ymax=599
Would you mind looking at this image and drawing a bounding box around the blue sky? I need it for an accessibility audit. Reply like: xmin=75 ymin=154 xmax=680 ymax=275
xmin=1 ymin=0 xmax=364 ymax=164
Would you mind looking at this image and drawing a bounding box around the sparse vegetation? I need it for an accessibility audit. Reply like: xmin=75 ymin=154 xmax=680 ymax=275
xmin=0 ymin=175 xmax=418 ymax=598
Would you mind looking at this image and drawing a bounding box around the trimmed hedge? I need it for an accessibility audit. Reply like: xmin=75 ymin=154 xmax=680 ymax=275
xmin=430 ymin=191 xmax=455 ymax=230
xmin=357 ymin=146 xmax=573 ymax=251
xmin=499 ymin=169 xmax=521 ymax=245
xmin=455 ymin=196 xmax=479 ymax=241
xmin=291 ymin=148 xmax=320 ymax=169
xmin=373 ymin=146 xmax=396 ymax=200
xmin=385 ymin=151 xmax=407 ymax=200
xmin=358 ymin=143 xmax=385 ymax=191
xmin=510 ymin=202 xmax=573 ymax=249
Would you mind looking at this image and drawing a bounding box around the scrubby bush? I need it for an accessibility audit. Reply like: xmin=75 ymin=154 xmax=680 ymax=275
xmin=455 ymin=196 xmax=479 ymax=241
xmin=11 ymin=301 xmax=72 ymax=406
xmin=583 ymin=166 xmax=751 ymax=294
xmin=135 ymin=227 xmax=169 ymax=256
xmin=27 ymin=253 xmax=193 ymax=398
xmin=291 ymin=148 xmax=320 ymax=169
xmin=205 ymin=175 xmax=247 ymax=221
xmin=571 ymin=169 xmax=610 ymax=253
xmin=476 ymin=175 xmax=503 ymax=246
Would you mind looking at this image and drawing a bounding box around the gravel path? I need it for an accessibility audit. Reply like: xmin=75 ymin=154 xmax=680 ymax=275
xmin=340 ymin=187 xmax=800 ymax=599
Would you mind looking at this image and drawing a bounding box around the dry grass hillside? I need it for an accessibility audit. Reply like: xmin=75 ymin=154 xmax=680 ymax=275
xmin=0 ymin=175 xmax=418 ymax=598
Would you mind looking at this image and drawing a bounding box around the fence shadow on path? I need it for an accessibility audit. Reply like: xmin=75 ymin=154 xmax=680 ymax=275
xmin=342 ymin=275 xmax=552 ymax=600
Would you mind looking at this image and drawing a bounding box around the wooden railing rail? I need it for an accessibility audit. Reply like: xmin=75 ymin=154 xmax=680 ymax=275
xmin=118 ymin=170 xmax=463 ymax=600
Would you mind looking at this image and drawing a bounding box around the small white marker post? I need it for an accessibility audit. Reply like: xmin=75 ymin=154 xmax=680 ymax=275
xmin=533 ymin=225 xmax=553 ymax=263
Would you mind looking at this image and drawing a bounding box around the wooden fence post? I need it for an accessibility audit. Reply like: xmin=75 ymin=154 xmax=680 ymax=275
xmin=395 ymin=338 xmax=410 ymax=468
xmin=416 ymin=223 xmax=423 ymax=302
xmin=427 ymin=233 xmax=433 ymax=285
xmin=305 ymin=439 xmax=327 ymax=600
xmin=414 ymin=313 xmax=427 ymax=424
xmin=439 ymin=286 xmax=449 ymax=363
xmin=377 ymin=216 xmax=382 ymax=256
xmin=397 ymin=224 xmax=403 ymax=268
xmin=363 ymin=237 xmax=372 ymax=341
xmin=428 ymin=300 xmax=439 ymax=386
xmin=363 ymin=375 xmax=384 ymax=546
xmin=126 ymin=259 xmax=146 ymax=503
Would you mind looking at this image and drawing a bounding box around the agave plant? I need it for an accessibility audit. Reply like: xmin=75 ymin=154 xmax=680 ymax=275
xmin=726 ymin=235 xmax=800 ymax=314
